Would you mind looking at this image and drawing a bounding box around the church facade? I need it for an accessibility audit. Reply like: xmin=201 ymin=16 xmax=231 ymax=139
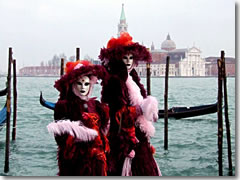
xmin=179 ymin=47 xmax=205 ymax=76
xmin=134 ymin=34 xmax=206 ymax=77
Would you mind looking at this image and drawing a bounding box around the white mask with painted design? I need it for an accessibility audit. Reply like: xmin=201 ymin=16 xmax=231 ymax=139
xmin=75 ymin=76 xmax=90 ymax=96
xmin=122 ymin=54 xmax=134 ymax=71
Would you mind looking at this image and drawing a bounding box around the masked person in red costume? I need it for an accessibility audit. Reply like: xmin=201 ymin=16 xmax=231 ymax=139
xmin=47 ymin=60 xmax=110 ymax=176
xmin=99 ymin=32 xmax=162 ymax=176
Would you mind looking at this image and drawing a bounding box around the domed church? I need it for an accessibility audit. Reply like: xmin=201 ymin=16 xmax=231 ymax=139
xmin=161 ymin=34 xmax=176 ymax=51
xmin=136 ymin=34 xmax=206 ymax=77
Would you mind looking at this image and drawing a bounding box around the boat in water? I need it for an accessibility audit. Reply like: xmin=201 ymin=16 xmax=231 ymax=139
xmin=158 ymin=103 xmax=218 ymax=119
xmin=0 ymin=87 xmax=7 ymax=97
xmin=40 ymin=92 xmax=218 ymax=119
xmin=40 ymin=92 xmax=55 ymax=110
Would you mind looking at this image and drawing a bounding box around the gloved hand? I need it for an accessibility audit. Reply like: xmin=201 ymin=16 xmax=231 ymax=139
xmin=128 ymin=150 xmax=135 ymax=158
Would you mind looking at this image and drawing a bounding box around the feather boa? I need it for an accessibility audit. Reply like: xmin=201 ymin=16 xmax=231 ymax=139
xmin=125 ymin=75 xmax=159 ymax=137
xmin=125 ymin=75 xmax=143 ymax=106
xmin=135 ymin=115 xmax=155 ymax=138
xmin=140 ymin=96 xmax=158 ymax=122
xmin=47 ymin=120 xmax=98 ymax=142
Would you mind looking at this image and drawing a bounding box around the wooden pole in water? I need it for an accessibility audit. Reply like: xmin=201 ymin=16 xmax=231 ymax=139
xmin=217 ymin=58 xmax=223 ymax=176
xmin=60 ymin=58 xmax=64 ymax=76
xmin=146 ymin=62 xmax=151 ymax=95
xmin=4 ymin=47 xmax=12 ymax=173
xmin=76 ymin=47 xmax=80 ymax=61
xmin=146 ymin=48 xmax=151 ymax=95
xmin=12 ymin=59 xmax=17 ymax=141
xmin=164 ymin=56 xmax=170 ymax=150
xmin=221 ymin=51 xmax=233 ymax=176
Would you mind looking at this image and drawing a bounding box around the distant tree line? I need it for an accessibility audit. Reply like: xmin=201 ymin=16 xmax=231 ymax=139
xmin=40 ymin=53 xmax=94 ymax=67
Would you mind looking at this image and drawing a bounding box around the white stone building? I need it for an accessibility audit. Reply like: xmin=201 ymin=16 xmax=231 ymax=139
xmin=179 ymin=47 xmax=206 ymax=76
xmin=135 ymin=34 xmax=206 ymax=77
xmin=135 ymin=63 xmax=176 ymax=77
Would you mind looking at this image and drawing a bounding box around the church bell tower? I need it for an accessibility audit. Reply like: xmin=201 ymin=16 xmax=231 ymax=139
xmin=118 ymin=4 xmax=128 ymax=37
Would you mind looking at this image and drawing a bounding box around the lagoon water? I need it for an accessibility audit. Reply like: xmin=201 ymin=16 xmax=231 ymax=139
xmin=0 ymin=77 xmax=235 ymax=176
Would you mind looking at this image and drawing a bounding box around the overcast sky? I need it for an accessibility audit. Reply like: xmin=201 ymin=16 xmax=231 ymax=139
xmin=0 ymin=0 xmax=236 ymax=73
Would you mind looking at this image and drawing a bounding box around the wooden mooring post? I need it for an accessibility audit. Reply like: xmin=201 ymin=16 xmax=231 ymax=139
xmin=4 ymin=47 xmax=12 ymax=173
xmin=217 ymin=58 xmax=223 ymax=176
xmin=60 ymin=58 xmax=64 ymax=76
xmin=76 ymin=47 xmax=80 ymax=61
xmin=221 ymin=51 xmax=233 ymax=176
xmin=164 ymin=56 xmax=170 ymax=150
xmin=12 ymin=59 xmax=17 ymax=141
xmin=146 ymin=62 xmax=151 ymax=95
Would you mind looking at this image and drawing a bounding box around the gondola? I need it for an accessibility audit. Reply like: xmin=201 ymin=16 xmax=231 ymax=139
xmin=0 ymin=87 xmax=7 ymax=96
xmin=40 ymin=92 xmax=55 ymax=110
xmin=0 ymin=103 xmax=7 ymax=129
xmin=158 ymin=103 xmax=218 ymax=119
xmin=40 ymin=93 xmax=218 ymax=119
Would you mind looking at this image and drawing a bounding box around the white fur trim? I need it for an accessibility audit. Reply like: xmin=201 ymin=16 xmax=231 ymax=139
xmin=140 ymin=96 xmax=159 ymax=122
xmin=125 ymin=75 xmax=143 ymax=106
xmin=47 ymin=120 xmax=98 ymax=142
xmin=135 ymin=115 xmax=155 ymax=138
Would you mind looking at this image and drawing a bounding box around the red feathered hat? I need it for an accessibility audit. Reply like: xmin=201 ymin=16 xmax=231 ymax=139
xmin=65 ymin=60 xmax=93 ymax=74
xmin=54 ymin=60 xmax=108 ymax=99
xmin=99 ymin=32 xmax=152 ymax=66
xmin=106 ymin=32 xmax=134 ymax=49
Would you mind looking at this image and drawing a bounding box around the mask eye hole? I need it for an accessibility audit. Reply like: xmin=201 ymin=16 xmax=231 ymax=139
xmin=85 ymin=82 xmax=90 ymax=86
xmin=77 ymin=82 xmax=82 ymax=86
xmin=129 ymin=56 xmax=133 ymax=59
xmin=123 ymin=56 xmax=128 ymax=60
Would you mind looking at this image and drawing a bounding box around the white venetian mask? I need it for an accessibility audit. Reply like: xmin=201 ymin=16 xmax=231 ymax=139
xmin=122 ymin=53 xmax=134 ymax=71
xmin=74 ymin=76 xmax=90 ymax=96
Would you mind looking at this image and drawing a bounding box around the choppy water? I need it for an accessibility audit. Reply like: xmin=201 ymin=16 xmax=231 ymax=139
xmin=0 ymin=77 xmax=235 ymax=176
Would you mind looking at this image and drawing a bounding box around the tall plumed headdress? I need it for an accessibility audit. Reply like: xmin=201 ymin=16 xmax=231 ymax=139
xmin=99 ymin=32 xmax=152 ymax=66
xmin=54 ymin=60 xmax=108 ymax=99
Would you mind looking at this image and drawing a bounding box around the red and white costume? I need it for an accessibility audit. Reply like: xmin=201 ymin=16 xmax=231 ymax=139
xmin=99 ymin=32 xmax=162 ymax=176
xmin=47 ymin=60 xmax=110 ymax=176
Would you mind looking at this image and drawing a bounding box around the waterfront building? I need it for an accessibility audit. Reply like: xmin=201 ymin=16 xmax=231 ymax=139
xmin=19 ymin=66 xmax=60 ymax=76
xmin=205 ymin=57 xmax=235 ymax=76
xmin=19 ymin=59 xmax=102 ymax=76
xmin=136 ymin=62 xmax=176 ymax=77
xmin=135 ymin=34 xmax=206 ymax=77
